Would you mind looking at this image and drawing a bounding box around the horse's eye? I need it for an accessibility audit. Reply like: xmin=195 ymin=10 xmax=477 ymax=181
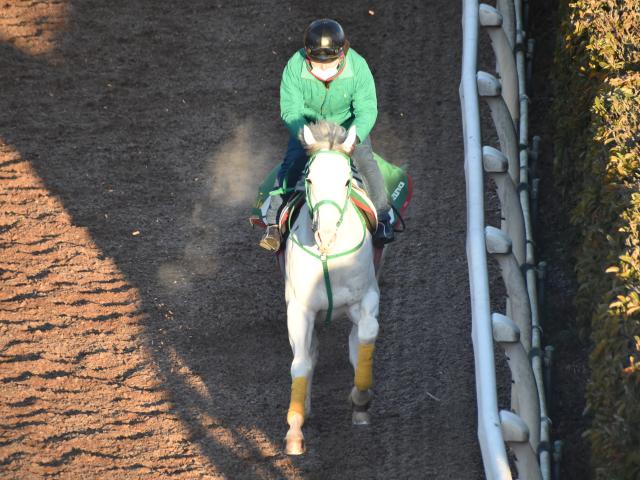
xmin=345 ymin=180 xmax=350 ymax=187
xmin=305 ymin=178 xmax=312 ymax=185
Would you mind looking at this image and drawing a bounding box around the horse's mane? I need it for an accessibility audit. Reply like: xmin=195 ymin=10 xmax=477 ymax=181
xmin=299 ymin=121 xmax=351 ymax=156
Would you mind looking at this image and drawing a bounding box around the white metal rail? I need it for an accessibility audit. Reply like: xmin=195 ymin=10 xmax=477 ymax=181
xmin=460 ymin=1 xmax=550 ymax=478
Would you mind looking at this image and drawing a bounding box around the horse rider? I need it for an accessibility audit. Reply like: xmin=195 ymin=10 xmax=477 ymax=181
xmin=259 ymin=18 xmax=395 ymax=251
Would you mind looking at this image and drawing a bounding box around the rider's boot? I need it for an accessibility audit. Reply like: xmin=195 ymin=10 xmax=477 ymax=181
xmin=259 ymin=224 xmax=282 ymax=252
xmin=372 ymin=210 xmax=395 ymax=247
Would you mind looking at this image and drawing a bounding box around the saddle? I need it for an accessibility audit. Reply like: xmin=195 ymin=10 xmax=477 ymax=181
xmin=250 ymin=152 xmax=412 ymax=234
xmin=273 ymin=181 xmax=378 ymax=240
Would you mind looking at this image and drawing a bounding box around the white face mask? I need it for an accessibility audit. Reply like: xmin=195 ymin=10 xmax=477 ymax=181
xmin=311 ymin=65 xmax=339 ymax=81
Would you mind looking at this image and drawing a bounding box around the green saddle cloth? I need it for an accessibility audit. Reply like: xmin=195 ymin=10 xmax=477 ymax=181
xmin=250 ymin=152 xmax=412 ymax=228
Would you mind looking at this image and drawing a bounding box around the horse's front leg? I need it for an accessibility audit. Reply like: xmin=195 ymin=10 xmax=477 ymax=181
xmin=284 ymin=299 xmax=316 ymax=455
xmin=348 ymin=289 xmax=380 ymax=425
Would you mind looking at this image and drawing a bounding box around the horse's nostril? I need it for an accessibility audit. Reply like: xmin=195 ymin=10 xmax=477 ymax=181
xmin=315 ymin=230 xmax=337 ymax=252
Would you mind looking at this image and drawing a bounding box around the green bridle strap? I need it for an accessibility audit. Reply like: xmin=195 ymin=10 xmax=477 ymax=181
xmin=310 ymin=196 xmax=351 ymax=229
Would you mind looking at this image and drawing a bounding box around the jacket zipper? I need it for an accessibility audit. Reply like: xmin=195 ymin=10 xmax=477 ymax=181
xmin=320 ymin=81 xmax=331 ymax=116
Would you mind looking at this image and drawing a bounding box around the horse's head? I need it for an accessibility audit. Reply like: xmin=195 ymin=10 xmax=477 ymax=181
xmin=301 ymin=122 xmax=357 ymax=255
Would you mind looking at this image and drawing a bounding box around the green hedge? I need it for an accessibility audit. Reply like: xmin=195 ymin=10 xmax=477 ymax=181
xmin=553 ymin=1 xmax=640 ymax=478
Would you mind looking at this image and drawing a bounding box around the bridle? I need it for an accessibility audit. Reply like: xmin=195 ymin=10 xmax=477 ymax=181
xmin=288 ymin=149 xmax=368 ymax=326
xmin=305 ymin=150 xmax=352 ymax=238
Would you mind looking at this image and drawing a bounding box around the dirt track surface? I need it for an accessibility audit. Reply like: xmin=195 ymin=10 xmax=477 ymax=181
xmin=0 ymin=2 xmax=483 ymax=478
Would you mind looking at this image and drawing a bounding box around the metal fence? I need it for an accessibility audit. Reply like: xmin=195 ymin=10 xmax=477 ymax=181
xmin=459 ymin=1 xmax=551 ymax=478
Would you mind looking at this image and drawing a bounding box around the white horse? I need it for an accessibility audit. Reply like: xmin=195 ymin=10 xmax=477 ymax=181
xmin=282 ymin=121 xmax=380 ymax=455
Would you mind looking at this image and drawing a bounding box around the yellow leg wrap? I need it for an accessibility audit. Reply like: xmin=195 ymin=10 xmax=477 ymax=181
xmin=287 ymin=376 xmax=308 ymax=425
xmin=354 ymin=343 xmax=375 ymax=391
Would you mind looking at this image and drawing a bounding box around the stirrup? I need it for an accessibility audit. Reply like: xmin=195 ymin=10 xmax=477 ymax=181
xmin=372 ymin=212 xmax=395 ymax=246
xmin=259 ymin=224 xmax=281 ymax=251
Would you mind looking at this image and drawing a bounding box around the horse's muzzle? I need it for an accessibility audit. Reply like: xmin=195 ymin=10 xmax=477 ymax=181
xmin=314 ymin=230 xmax=336 ymax=255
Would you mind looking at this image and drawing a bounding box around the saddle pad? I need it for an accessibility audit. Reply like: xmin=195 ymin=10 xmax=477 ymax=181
xmin=278 ymin=191 xmax=304 ymax=235
xmin=249 ymin=152 xmax=412 ymax=229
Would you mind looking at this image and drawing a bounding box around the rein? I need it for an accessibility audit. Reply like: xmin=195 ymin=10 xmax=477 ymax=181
xmin=289 ymin=150 xmax=367 ymax=326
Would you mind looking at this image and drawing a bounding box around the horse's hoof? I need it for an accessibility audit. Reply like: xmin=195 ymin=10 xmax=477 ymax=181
xmin=352 ymin=410 xmax=371 ymax=425
xmin=349 ymin=387 xmax=372 ymax=426
xmin=284 ymin=434 xmax=305 ymax=455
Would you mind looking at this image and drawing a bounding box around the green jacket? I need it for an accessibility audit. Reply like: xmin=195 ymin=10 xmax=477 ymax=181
xmin=280 ymin=48 xmax=378 ymax=141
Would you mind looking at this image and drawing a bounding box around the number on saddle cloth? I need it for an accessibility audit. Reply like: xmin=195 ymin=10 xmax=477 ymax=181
xmin=372 ymin=152 xmax=412 ymax=217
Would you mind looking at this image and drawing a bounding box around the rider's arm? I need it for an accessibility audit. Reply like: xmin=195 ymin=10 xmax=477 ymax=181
xmin=280 ymin=58 xmax=307 ymax=138
xmin=351 ymin=56 xmax=378 ymax=141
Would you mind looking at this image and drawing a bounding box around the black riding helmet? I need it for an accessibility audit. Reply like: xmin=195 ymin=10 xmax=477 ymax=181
xmin=304 ymin=19 xmax=346 ymax=63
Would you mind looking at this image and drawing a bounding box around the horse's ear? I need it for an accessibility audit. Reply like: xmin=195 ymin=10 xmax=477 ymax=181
xmin=343 ymin=126 xmax=357 ymax=151
xmin=302 ymin=125 xmax=316 ymax=146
